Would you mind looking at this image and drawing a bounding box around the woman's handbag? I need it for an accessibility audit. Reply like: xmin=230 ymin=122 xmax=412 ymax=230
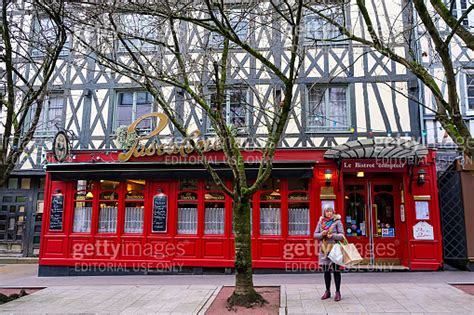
xmin=328 ymin=243 xmax=344 ymax=266
xmin=339 ymin=236 xmax=363 ymax=266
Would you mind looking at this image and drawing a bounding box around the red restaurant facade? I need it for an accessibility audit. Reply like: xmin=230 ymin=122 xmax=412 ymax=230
xmin=39 ymin=142 xmax=443 ymax=275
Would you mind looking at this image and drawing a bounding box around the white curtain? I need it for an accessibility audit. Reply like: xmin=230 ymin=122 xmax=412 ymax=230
xmin=288 ymin=207 xmax=310 ymax=235
xmin=177 ymin=207 xmax=198 ymax=234
xmin=73 ymin=207 xmax=92 ymax=233
xmin=204 ymin=207 xmax=225 ymax=234
xmin=98 ymin=207 xmax=118 ymax=233
xmin=260 ymin=207 xmax=281 ymax=235
xmin=124 ymin=207 xmax=144 ymax=233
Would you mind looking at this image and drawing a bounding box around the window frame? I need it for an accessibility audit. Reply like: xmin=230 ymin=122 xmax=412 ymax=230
xmin=207 ymin=87 xmax=250 ymax=134
xmin=305 ymin=84 xmax=351 ymax=133
xmin=208 ymin=6 xmax=250 ymax=48
xmin=115 ymin=14 xmax=162 ymax=52
xmin=302 ymin=4 xmax=348 ymax=47
xmin=27 ymin=93 xmax=66 ymax=137
xmin=451 ymin=0 xmax=474 ymax=30
xmin=31 ymin=15 xmax=71 ymax=58
xmin=465 ymin=71 xmax=474 ymax=115
xmin=114 ymin=90 xmax=155 ymax=130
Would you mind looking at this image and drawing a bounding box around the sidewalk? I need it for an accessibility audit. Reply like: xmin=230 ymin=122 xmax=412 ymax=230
xmin=1 ymin=264 xmax=474 ymax=314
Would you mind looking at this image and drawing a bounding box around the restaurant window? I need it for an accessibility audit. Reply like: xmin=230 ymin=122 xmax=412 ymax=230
xmin=208 ymin=88 xmax=248 ymax=133
xmin=344 ymin=184 xmax=366 ymax=236
xmin=288 ymin=179 xmax=310 ymax=235
xmin=124 ymin=180 xmax=145 ymax=233
xmin=116 ymin=91 xmax=154 ymax=130
xmin=204 ymin=180 xmax=225 ymax=235
xmin=306 ymin=85 xmax=349 ymax=132
xmin=303 ymin=3 xmax=346 ymax=46
xmin=73 ymin=180 xmax=93 ymax=233
xmin=98 ymin=180 xmax=119 ymax=233
xmin=177 ymin=180 xmax=198 ymax=234
xmin=260 ymin=179 xmax=281 ymax=235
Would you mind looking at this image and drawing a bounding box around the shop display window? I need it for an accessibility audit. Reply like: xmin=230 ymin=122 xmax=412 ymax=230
xmin=73 ymin=180 xmax=93 ymax=233
xmin=260 ymin=179 xmax=281 ymax=235
xmin=124 ymin=180 xmax=145 ymax=233
xmin=98 ymin=180 xmax=119 ymax=233
xmin=344 ymin=184 xmax=366 ymax=236
xmin=177 ymin=179 xmax=198 ymax=234
xmin=288 ymin=179 xmax=310 ymax=235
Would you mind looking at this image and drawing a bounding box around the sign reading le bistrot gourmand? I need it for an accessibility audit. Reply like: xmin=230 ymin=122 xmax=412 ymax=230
xmin=49 ymin=194 xmax=64 ymax=231
xmin=152 ymin=193 xmax=168 ymax=232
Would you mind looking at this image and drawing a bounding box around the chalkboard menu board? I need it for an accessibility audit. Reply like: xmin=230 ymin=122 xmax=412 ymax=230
xmin=49 ymin=194 xmax=64 ymax=231
xmin=152 ymin=193 xmax=168 ymax=232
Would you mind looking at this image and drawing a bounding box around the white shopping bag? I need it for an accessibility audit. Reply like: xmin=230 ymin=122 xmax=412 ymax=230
xmin=328 ymin=243 xmax=344 ymax=266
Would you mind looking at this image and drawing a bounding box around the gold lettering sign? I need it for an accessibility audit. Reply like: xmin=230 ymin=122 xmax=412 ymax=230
xmin=118 ymin=112 xmax=222 ymax=162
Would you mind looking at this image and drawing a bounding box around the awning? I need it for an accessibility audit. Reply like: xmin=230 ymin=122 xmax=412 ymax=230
xmin=323 ymin=138 xmax=428 ymax=160
xmin=47 ymin=161 xmax=315 ymax=181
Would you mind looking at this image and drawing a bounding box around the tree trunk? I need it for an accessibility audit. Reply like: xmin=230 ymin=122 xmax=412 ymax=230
xmin=227 ymin=196 xmax=266 ymax=309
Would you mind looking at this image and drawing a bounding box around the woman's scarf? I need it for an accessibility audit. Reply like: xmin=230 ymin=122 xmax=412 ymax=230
xmin=321 ymin=216 xmax=335 ymax=232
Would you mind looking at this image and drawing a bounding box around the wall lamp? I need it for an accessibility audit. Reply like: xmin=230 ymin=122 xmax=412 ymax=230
xmin=324 ymin=169 xmax=333 ymax=186
xmin=417 ymin=169 xmax=426 ymax=186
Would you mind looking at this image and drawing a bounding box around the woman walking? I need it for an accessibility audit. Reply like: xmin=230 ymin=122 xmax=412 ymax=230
xmin=314 ymin=207 xmax=344 ymax=301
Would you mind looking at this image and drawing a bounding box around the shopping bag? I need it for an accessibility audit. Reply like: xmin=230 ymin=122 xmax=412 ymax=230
xmin=340 ymin=237 xmax=363 ymax=266
xmin=328 ymin=243 xmax=344 ymax=266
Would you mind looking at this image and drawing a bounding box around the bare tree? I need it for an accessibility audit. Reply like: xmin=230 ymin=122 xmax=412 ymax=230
xmin=309 ymin=0 xmax=474 ymax=158
xmin=67 ymin=0 xmax=304 ymax=308
xmin=0 ymin=0 xmax=67 ymax=185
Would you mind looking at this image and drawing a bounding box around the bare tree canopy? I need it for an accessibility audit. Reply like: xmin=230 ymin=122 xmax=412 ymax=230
xmin=0 ymin=0 xmax=68 ymax=185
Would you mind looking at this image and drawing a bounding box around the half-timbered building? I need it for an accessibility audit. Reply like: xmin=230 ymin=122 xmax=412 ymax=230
xmin=0 ymin=1 xmax=443 ymax=272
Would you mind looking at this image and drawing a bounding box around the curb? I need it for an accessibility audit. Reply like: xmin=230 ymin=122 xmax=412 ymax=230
xmin=279 ymin=284 xmax=287 ymax=315
xmin=197 ymin=285 xmax=222 ymax=315
xmin=0 ymin=258 xmax=38 ymax=264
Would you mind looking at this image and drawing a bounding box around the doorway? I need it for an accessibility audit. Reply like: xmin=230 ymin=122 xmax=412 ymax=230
xmin=343 ymin=177 xmax=403 ymax=265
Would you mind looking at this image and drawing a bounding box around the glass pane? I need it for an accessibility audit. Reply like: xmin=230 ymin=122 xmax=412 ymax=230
xmin=288 ymin=205 xmax=310 ymax=235
xmin=178 ymin=192 xmax=198 ymax=201
xmin=119 ymin=92 xmax=134 ymax=105
xmin=177 ymin=206 xmax=198 ymax=234
xmin=16 ymin=196 xmax=27 ymax=203
xmin=98 ymin=203 xmax=118 ymax=233
xmin=179 ymin=179 xmax=198 ymax=190
xmin=100 ymin=180 xmax=119 ymax=191
xmin=374 ymin=185 xmax=393 ymax=193
xmin=328 ymin=87 xmax=347 ymax=130
xmin=307 ymin=86 xmax=325 ymax=129
xmin=204 ymin=192 xmax=225 ymax=201
xmin=260 ymin=206 xmax=281 ymax=235
xmin=374 ymin=193 xmax=395 ymax=237
xmin=73 ymin=202 xmax=92 ymax=233
xmin=3 ymin=196 xmax=13 ymax=203
xmin=8 ymin=178 xmax=18 ymax=189
xmin=21 ymin=178 xmax=31 ymax=189
xmin=124 ymin=203 xmax=144 ymax=233
xmin=345 ymin=187 xmax=366 ymax=236
xmin=204 ymin=204 xmax=225 ymax=234
xmin=288 ymin=179 xmax=309 ymax=191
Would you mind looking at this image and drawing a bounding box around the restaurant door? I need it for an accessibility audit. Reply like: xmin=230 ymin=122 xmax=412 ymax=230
xmin=343 ymin=178 xmax=403 ymax=265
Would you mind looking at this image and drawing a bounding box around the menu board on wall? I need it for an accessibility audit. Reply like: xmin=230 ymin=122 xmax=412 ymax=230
xmin=49 ymin=194 xmax=64 ymax=231
xmin=415 ymin=201 xmax=430 ymax=220
xmin=152 ymin=193 xmax=168 ymax=232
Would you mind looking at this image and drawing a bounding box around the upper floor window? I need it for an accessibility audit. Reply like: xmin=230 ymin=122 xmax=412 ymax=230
xmin=117 ymin=14 xmax=160 ymax=52
xmin=451 ymin=0 xmax=473 ymax=28
xmin=28 ymin=94 xmax=65 ymax=136
xmin=466 ymin=73 xmax=474 ymax=111
xmin=303 ymin=4 xmax=346 ymax=45
xmin=116 ymin=91 xmax=154 ymax=130
xmin=306 ymin=85 xmax=349 ymax=132
xmin=209 ymin=7 xmax=249 ymax=47
xmin=31 ymin=16 xmax=70 ymax=57
xmin=208 ymin=88 xmax=248 ymax=133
